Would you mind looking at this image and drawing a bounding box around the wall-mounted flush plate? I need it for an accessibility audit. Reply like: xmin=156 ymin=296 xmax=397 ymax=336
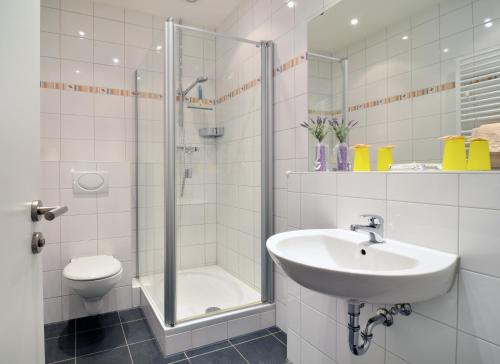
xmin=72 ymin=170 xmax=109 ymax=194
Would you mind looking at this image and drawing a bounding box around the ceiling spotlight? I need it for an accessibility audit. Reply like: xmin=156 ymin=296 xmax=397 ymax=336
xmin=112 ymin=58 xmax=120 ymax=64
xmin=78 ymin=30 xmax=85 ymax=37
xmin=287 ymin=0 xmax=295 ymax=8
xmin=156 ymin=45 xmax=162 ymax=51
xmin=401 ymin=35 xmax=409 ymax=40
xmin=350 ymin=18 xmax=359 ymax=26
xmin=75 ymin=69 xmax=80 ymax=74
xmin=443 ymin=48 xmax=449 ymax=53
xmin=484 ymin=18 xmax=493 ymax=28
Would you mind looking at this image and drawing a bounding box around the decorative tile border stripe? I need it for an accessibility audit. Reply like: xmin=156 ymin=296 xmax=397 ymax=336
xmin=309 ymin=81 xmax=456 ymax=118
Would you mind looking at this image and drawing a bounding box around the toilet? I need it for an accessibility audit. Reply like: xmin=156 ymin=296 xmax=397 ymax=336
xmin=63 ymin=255 xmax=123 ymax=315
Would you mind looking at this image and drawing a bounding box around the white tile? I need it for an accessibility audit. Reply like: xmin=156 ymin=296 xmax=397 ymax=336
xmin=94 ymin=94 xmax=124 ymax=118
xmin=387 ymin=173 xmax=458 ymax=205
xmin=60 ymin=139 xmax=94 ymax=161
xmin=165 ymin=331 xmax=192 ymax=356
xmin=98 ymin=212 xmax=130 ymax=238
xmin=41 ymin=6 xmax=60 ymax=33
xmin=41 ymin=162 xmax=60 ymax=189
xmin=125 ymin=9 xmax=152 ymax=27
xmin=387 ymin=201 xmax=458 ymax=253
xmin=411 ymin=19 xmax=439 ymax=48
xmin=94 ymin=41 xmax=125 ymax=66
xmin=337 ymin=173 xmax=386 ymax=199
xmin=62 ymin=294 xmax=87 ymax=320
xmin=41 ymin=138 xmax=60 ymax=161
xmin=61 ymin=60 xmax=93 ymax=84
xmin=43 ymin=270 xmax=62 ymax=298
xmin=41 ymin=57 xmax=60 ymax=82
xmin=386 ymin=313 xmax=456 ymax=364
xmin=125 ymin=24 xmax=153 ymax=48
xmin=301 ymin=173 xmax=336 ymax=195
xmin=411 ymin=42 xmax=440 ymax=70
xmin=300 ymin=193 xmax=336 ymax=229
xmin=41 ymin=32 xmax=60 ymax=58
xmin=60 ymin=0 xmax=92 ymax=15
xmin=386 ymin=352 xmax=409 ymax=364
xmin=98 ymin=236 xmax=132 ymax=261
xmin=459 ymin=270 xmax=500 ymax=345
xmin=411 ymin=6 xmax=439 ymax=27
xmin=60 ymin=11 xmax=92 ymax=39
xmin=42 ymin=243 xmax=61 ymax=271
xmin=95 ymin=141 xmax=126 ymax=161
xmin=95 ymin=117 xmax=125 ymax=141
xmin=191 ymin=322 xmax=228 ymax=348
xmin=300 ymin=304 xmax=336 ymax=360
xmin=60 ymin=214 xmax=97 ymax=242
xmin=271 ymin=3 xmax=294 ymax=40
xmin=440 ymin=5 xmax=473 ymax=38
xmin=287 ymin=192 xmax=300 ymax=228
xmin=44 ymin=297 xmax=63 ymax=324
xmin=41 ymin=113 xmax=60 ymax=139
xmin=61 ymin=35 xmax=93 ymax=62
xmin=460 ymin=174 xmax=500 ymax=209
xmin=287 ymin=330 xmax=301 ymax=364
xmin=61 ymin=91 xmax=93 ymax=116
xmin=61 ymin=188 xmax=96 ymax=215
xmin=301 ymin=339 xmax=335 ymax=364
xmin=228 ymin=314 xmax=261 ymax=337
xmin=473 ymin=0 xmax=500 ymax=26
xmin=440 ymin=29 xmax=473 ymax=61
xmin=61 ymin=114 xmax=93 ymax=139
xmin=412 ymin=278 xmax=458 ymax=327
xmin=457 ymin=331 xmax=500 ymax=364
xmin=94 ymin=3 xmax=124 ymax=21
xmin=94 ymin=17 xmax=124 ymax=44
xmin=473 ymin=20 xmax=500 ymax=52
xmin=460 ymin=207 xmax=500 ymax=278
xmin=301 ymin=287 xmax=336 ymax=319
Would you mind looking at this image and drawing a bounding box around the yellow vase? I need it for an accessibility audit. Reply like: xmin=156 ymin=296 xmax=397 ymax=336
xmin=441 ymin=135 xmax=467 ymax=171
xmin=467 ymin=138 xmax=491 ymax=171
xmin=377 ymin=145 xmax=394 ymax=171
xmin=353 ymin=144 xmax=371 ymax=171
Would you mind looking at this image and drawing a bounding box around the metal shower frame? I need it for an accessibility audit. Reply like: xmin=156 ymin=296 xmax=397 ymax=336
xmin=163 ymin=18 xmax=275 ymax=327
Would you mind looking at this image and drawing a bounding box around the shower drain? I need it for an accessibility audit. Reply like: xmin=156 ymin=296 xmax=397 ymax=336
xmin=205 ymin=306 xmax=221 ymax=313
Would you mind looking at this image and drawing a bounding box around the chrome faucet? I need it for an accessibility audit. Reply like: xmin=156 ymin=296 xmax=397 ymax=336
xmin=350 ymin=214 xmax=384 ymax=243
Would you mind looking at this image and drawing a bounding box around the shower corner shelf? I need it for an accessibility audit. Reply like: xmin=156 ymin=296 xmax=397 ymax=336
xmin=199 ymin=127 xmax=224 ymax=138
xmin=186 ymin=102 xmax=214 ymax=111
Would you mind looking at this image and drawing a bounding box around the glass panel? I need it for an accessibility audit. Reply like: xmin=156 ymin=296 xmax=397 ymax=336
xmin=174 ymin=27 xmax=262 ymax=322
xmin=137 ymin=45 xmax=166 ymax=320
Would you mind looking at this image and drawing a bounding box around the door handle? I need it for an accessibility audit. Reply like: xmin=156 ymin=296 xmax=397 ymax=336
xmin=31 ymin=200 xmax=68 ymax=222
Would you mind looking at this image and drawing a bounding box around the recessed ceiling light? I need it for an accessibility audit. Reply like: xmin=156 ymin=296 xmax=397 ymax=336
xmin=78 ymin=30 xmax=85 ymax=37
xmin=156 ymin=45 xmax=162 ymax=51
xmin=112 ymin=58 xmax=119 ymax=64
xmin=75 ymin=69 xmax=80 ymax=74
xmin=484 ymin=18 xmax=493 ymax=28
xmin=350 ymin=18 xmax=359 ymax=26
xmin=443 ymin=48 xmax=449 ymax=53
xmin=402 ymin=35 xmax=409 ymax=40
xmin=287 ymin=0 xmax=295 ymax=8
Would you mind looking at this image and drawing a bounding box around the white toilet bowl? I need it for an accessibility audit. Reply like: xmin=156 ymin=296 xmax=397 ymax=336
xmin=63 ymin=255 xmax=123 ymax=315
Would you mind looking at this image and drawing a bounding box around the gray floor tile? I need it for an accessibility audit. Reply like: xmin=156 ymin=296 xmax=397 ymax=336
xmin=236 ymin=335 xmax=287 ymax=364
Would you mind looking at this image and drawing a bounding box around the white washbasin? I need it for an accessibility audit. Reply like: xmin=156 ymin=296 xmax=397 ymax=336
xmin=267 ymin=229 xmax=458 ymax=304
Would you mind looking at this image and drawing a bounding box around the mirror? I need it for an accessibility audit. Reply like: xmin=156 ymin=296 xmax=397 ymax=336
xmin=307 ymin=0 xmax=500 ymax=171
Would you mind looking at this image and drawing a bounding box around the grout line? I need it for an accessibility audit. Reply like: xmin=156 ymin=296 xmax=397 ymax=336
xmin=118 ymin=311 xmax=135 ymax=364
xmin=229 ymin=341 xmax=250 ymax=364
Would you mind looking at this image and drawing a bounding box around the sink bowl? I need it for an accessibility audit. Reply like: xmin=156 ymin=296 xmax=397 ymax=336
xmin=267 ymin=229 xmax=458 ymax=304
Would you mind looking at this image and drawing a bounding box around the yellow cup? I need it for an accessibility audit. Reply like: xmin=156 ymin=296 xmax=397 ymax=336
xmin=377 ymin=145 xmax=394 ymax=171
xmin=467 ymin=138 xmax=491 ymax=171
xmin=441 ymin=136 xmax=467 ymax=171
xmin=353 ymin=144 xmax=371 ymax=171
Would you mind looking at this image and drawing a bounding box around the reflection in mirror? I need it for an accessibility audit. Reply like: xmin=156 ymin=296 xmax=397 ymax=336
xmin=307 ymin=0 xmax=500 ymax=171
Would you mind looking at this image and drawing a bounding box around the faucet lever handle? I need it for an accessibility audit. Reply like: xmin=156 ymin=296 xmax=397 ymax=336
xmin=360 ymin=214 xmax=384 ymax=226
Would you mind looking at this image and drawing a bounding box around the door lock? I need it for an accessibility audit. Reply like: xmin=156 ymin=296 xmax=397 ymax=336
xmin=32 ymin=232 xmax=45 ymax=254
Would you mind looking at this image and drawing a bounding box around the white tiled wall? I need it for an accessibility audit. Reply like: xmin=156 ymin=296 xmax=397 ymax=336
xmin=40 ymin=0 xmax=165 ymax=323
xmin=279 ymin=171 xmax=500 ymax=364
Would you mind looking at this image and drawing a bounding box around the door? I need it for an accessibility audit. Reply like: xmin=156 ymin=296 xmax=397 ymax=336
xmin=0 ymin=0 xmax=44 ymax=363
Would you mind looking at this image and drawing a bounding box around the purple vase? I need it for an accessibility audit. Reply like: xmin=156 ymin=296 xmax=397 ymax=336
xmin=315 ymin=142 xmax=327 ymax=171
xmin=337 ymin=142 xmax=349 ymax=171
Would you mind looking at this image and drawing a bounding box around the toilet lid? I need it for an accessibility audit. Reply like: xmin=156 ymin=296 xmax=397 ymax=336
xmin=63 ymin=255 xmax=122 ymax=281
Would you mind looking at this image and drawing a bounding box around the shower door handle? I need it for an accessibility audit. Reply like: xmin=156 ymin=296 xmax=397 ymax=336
xmin=31 ymin=200 xmax=68 ymax=222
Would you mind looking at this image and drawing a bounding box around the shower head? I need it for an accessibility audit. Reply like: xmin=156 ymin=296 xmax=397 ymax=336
xmin=180 ymin=76 xmax=208 ymax=96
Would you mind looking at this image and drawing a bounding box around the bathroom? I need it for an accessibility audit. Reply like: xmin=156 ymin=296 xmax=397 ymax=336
xmin=1 ymin=0 xmax=500 ymax=363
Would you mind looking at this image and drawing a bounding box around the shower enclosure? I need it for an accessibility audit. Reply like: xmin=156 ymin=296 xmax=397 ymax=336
xmin=136 ymin=18 xmax=274 ymax=334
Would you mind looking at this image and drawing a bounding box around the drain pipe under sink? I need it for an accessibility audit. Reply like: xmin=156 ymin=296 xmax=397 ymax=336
xmin=348 ymin=302 xmax=412 ymax=356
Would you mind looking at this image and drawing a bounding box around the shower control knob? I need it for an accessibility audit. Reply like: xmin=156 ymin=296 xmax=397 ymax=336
xmin=31 ymin=232 xmax=45 ymax=254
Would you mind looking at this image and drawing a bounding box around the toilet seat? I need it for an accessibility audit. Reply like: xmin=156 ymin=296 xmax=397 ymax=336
xmin=63 ymin=255 xmax=122 ymax=281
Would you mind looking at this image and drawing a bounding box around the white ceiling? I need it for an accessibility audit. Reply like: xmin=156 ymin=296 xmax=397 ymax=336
xmin=93 ymin=0 xmax=241 ymax=29
xmin=308 ymin=0 xmax=443 ymax=54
